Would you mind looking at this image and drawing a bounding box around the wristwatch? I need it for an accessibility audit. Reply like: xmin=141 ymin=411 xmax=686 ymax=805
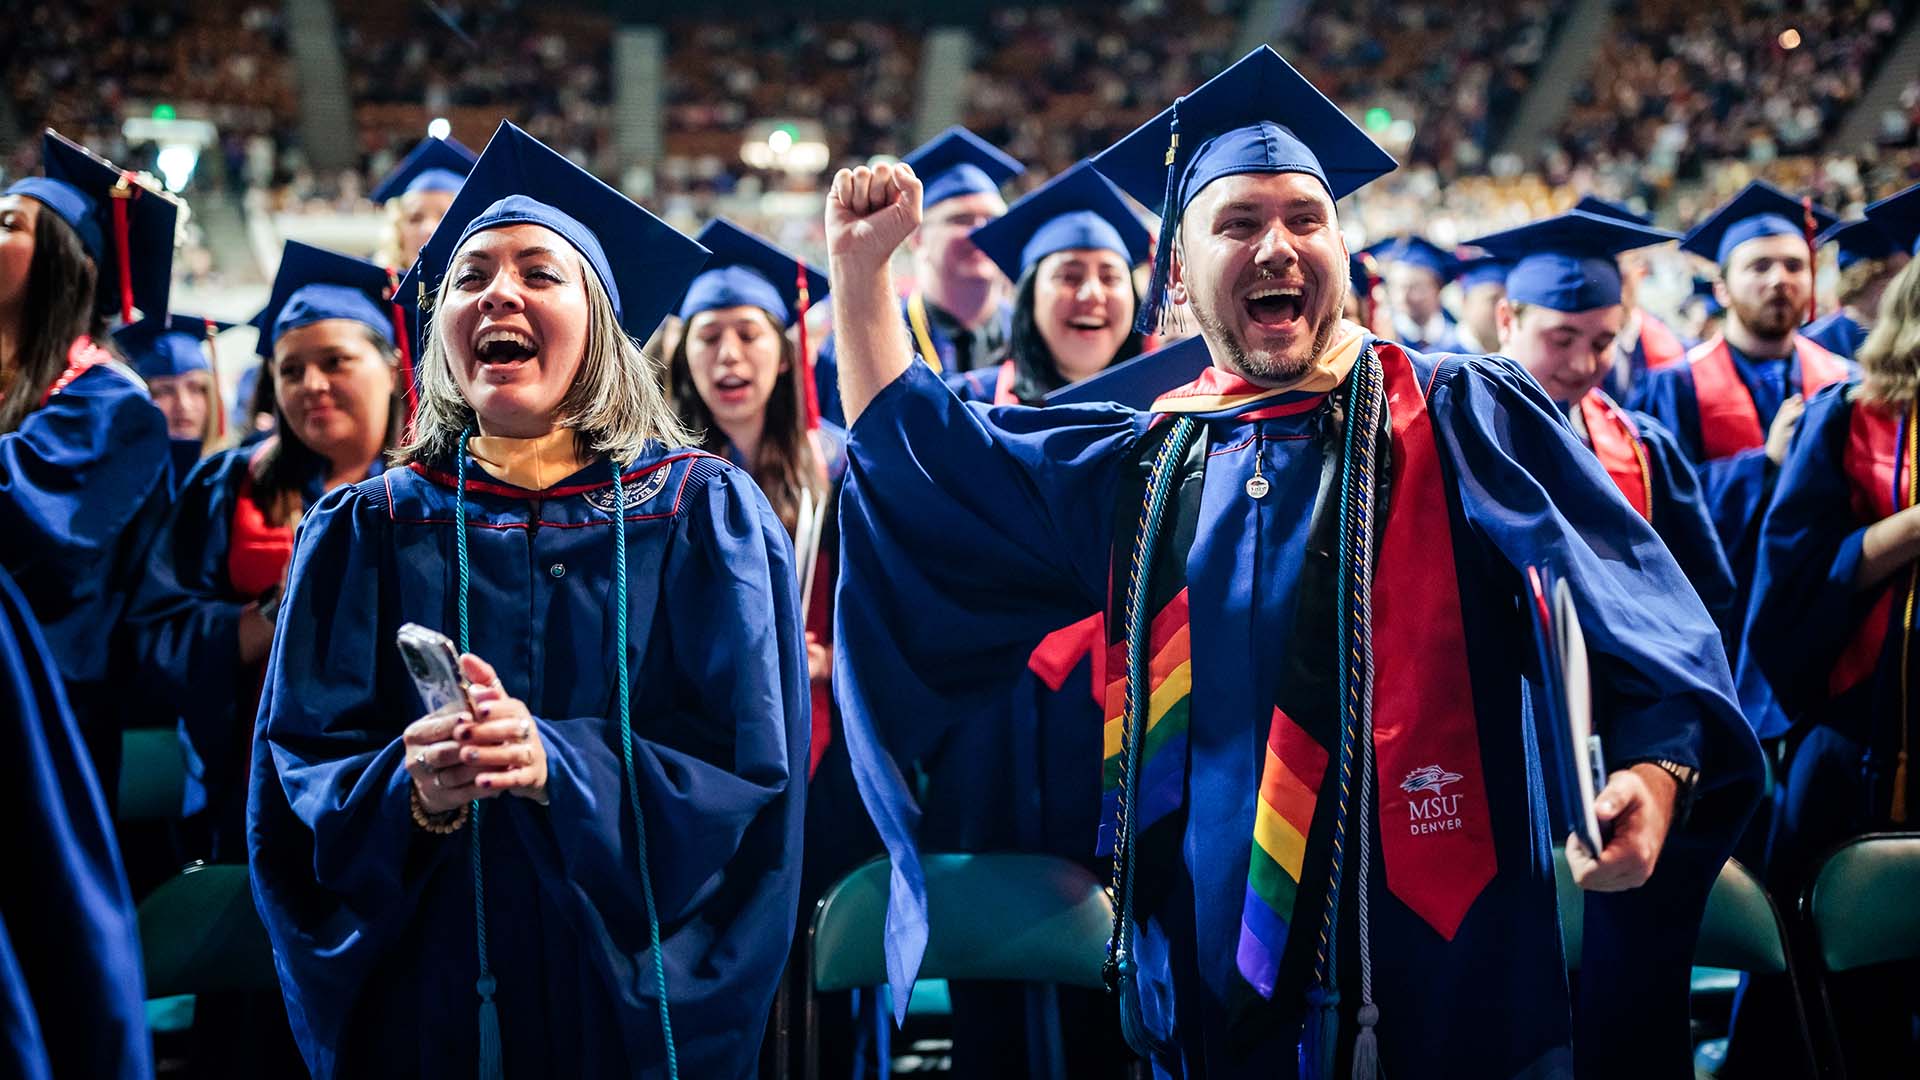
xmin=1632 ymin=758 xmax=1700 ymax=825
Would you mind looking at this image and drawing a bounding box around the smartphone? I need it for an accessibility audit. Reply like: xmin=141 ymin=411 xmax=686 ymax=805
xmin=396 ymin=622 xmax=468 ymax=716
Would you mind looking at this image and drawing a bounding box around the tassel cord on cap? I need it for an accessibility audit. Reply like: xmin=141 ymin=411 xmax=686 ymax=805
xmin=1135 ymin=100 xmax=1186 ymax=336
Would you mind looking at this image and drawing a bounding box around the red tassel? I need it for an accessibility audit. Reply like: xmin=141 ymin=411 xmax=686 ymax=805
xmin=386 ymin=270 xmax=419 ymax=435
xmin=111 ymin=173 xmax=138 ymax=323
xmin=795 ymin=261 xmax=820 ymax=432
xmin=1802 ymin=196 xmax=1819 ymax=326
xmin=203 ymin=317 xmax=227 ymax=439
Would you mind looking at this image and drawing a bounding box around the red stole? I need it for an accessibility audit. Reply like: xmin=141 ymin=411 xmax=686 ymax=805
xmin=227 ymin=451 xmax=296 ymax=598
xmin=1373 ymin=343 xmax=1497 ymax=938
xmin=1832 ymin=397 xmax=1906 ymax=698
xmin=1689 ymin=334 xmax=1848 ymax=460
xmin=992 ymin=360 xmax=1019 ymax=406
xmin=1578 ymin=391 xmax=1653 ymax=522
xmin=1027 ymin=612 xmax=1107 ymax=703
xmin=807 ymin=552 xmax=834 ymax=778
xmin=1638 ymin=313 xmax=1687 ymax=373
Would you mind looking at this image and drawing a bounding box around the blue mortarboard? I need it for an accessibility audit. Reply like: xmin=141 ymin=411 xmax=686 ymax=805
xmin=1863 ymin=183 xmax=1920 ymax=258
xmin=369 ymin=137 xmax=478 ymax=203
xmin=1092 ymin=46 xmax=1398 ymax=335
xmin=1043 ymin=333 xmax=1211 ymax=410
xmin=1454 ymin=254 xmax=1511 ymax=291
xmin=1689 ymin=277 xmax=1725 ymax=318
xmin=6 ymin=130 xmax=180 ymax=322
xmin=400 ymin=121 xmax=709 ymax=344
xmin=1573 ymin=194 xmax=1653 ymax=226
xmin=1363 ymin=236 xmax=1460 ymax=282
xmin=1817 ymin=218 xmax=1898 ymax=271
xmin=678 ymin=219 xmax=828 ymax=329
xmin=968 ymin=162 xmax=1153 ymax=284
xmin=113 ymin=313 xmax=236 ymax=379
xmin=1680 ymin=180 xmax=1836 ymax=265
xmin=253 ymin=241 xmax=396 ymax=357
xmin=902 ymin=127 xmax=1024 ymax=209
xmin=1467 ymin=209 xmax=1678 ymax=312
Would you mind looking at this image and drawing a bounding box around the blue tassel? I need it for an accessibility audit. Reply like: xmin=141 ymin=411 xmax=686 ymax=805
xmin=1299 ymin=985 xmax=1340 ymax=1080
xmin=1134 ymin=99 xmax=1185 ymax=336
xmin=476 ymin=973 xmax=503 ymax=1080
xmin=1350 ymin=1003 xmax=1379 ymax=1080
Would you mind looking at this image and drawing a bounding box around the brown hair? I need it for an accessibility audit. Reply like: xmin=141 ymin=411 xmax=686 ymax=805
xmin=0 ymin=207 xmax=98 ymax=434
xmin=667 ymin=308 xmax=823 ymax=536
xmin=1837 ymin=257 xmax=1896 ymax=309
xmin=250 ymin=324 xmax=404 ymax=526
xmin=1857 ymin=258 xmax=1920 ymax=409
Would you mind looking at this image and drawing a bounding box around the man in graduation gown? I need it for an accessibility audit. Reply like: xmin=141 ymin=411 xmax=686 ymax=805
xmin=1453 ymin=254 xmax=1508 ymax=354
xmin=827 ymin=47 xmax=1761 ymax=1080
xmin=814 ymin=127 xmax=1023 ymax=426
xmin=1362 ymin=235 xmax=1468 ymax=353
xmin=1569 ymin=196 xmax=1691 ymax=401
xmin=1469 ymin=209 xmax=1735 ymax=628
xmin=1632 ymin=181 xmax=1851 ymax=739
xmin=1803 ymin=217 xmax=1906 ymax=361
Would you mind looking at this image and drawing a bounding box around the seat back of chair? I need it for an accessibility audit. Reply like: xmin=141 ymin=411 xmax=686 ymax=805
xmin=1807 ymin=833 xmax=1920 ymax=973
xmin=1695 ymin=859 xmax=1788 ymax=975
xmin=118 ymin=726 xmax=186 ymax=822
xmin=138 ymin=863 xmax=277 ymax=998
xmin=810 ymin=853 xmax=1114 ymax=994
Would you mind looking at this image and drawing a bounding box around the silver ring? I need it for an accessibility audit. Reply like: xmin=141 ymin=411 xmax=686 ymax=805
xmin=433 ymin=772 xmax=444 ymax=789
xmin=415 ymin=750 xmax=428 ymax=770
xmin=520 ymin=720 xmax=532 ymax=740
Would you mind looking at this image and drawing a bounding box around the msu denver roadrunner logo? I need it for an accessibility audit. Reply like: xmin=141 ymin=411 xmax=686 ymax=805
xmin=584 ymin=466 xmax=671 ymax=513
xmin=1400 ymin=765 xmax=1466 ymax=835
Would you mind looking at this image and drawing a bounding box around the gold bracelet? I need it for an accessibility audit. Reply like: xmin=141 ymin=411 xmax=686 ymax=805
xmin=410 ymin=786 xmax=470 ymax=834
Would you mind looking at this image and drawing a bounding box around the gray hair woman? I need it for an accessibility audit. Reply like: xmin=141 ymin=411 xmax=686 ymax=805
xmin=248 ymin=123 xmax=808 ymax=1080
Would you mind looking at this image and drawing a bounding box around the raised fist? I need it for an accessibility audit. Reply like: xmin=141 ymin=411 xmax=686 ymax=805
xmin=826 ymin=162 xmax=923 ymax=272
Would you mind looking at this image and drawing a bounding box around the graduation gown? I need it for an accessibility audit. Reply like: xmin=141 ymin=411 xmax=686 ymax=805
xmin=1606 ymin=310 xmax=1689 ymax=402
xmin=248 ymin=445 xmax=809 ymax=1079
xmin=834 ymin=347 xmax=1760 ymax=1079
xmin=0 ymin=354 xmax=173 ymax=794
xmin=1801 ymin=311 xmax=1869 ymax=362
xmin=0 ymin=564 xmax=150 ymax=1080
xmin=127 ymin=444 xmax=379 ymax=855
xmin=1630 ymin=333 xmax=1853 ymax=737
xmin=815 ymin=295 xmax=1011 ymax=427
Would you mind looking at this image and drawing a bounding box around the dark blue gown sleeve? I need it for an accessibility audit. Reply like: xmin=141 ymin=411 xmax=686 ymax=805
xmin=832 ymin=361 xmax=1141 ymax=1013
xmin=1743 ymin=383 xmax=1868 ymax=725
xmin=1637 ymin=411 xmax=1738 ymax=633
xmin=0 ymin=566 xmax=150 ymax=1080
xmin=1434 ymin=357 xmax=1763 ymax=1080
xmin=1631 ymin=363 xmax=1775 ymax=560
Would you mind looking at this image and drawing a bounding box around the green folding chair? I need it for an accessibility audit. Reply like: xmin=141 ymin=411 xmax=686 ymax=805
xmin=805 ymin=853 xmax=1114 ymax=1080
xmin=118 ymin=726 xmax=187 ymax=823
xmin=1802 ymin=832 xmax=1920 ymax=1079
xmin=138 ymin=863 xmax=277 ymax=999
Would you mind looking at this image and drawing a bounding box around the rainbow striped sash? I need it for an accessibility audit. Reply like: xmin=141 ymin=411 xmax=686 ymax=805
xmin=1239 ymin=708 xmax=1328 ymax=995
xmin=1097 ymin=588 xmax=1192 ymax=855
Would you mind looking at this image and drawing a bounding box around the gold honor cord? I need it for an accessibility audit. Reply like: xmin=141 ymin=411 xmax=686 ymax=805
xmin=1898 ymin=394 xmax=1918 ymax=823
xmin=906 ymin=291 xmax=943 ymax=374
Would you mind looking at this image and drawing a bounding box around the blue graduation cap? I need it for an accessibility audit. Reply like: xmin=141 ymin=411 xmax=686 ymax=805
xmin=112 ymin=313 xmax=236 ymax=379
xmin=369 ymin=137 xmax=478 ymax=203
xmin=1572 ymin=194 xmax=1652 ymax=226
xmin=1043 ymin=333 xmax=1211 ymax=410
xmin=1363 ymin=235 xmax=1459 ymax=282
xmin=902 ymin=127 xmax=1024 ymax=209
xmin=1865 ymin=182 xmax=1920 ymax=257
xmin=1817 ymin=218 xmax=1897 ymax=271
xmin=1091 ymin=46 xmax=1398 ymax=334
xmin=1466 ymin=209 xmax=1678 ymax=312
xmin=400 ymin=121 xmax=709 ymax=345
xmin=4 ymin=130 xmax=180 ymax=323
xmin=253 ymin=241 xmax=397 ymax=358
xmin=1454 ymin=254 xmax=1511 ymax=291
xmin=678 ymin=219 xmax=827 ymax=329
xmin=967 ymin=162 xmax=1153 ymax=284
xmin=1680 ymin=180 xmax=1836 ymax=266
xmin=1688 ymin=277 xmax=1725 ymax=318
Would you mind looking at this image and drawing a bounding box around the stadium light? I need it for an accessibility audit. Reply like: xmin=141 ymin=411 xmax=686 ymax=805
xmin=156 ymin=144 xmax=199 ymax=193
xmin=1778 ymin=29 xmax=1801 ymax=50
xmin=742 ymin=119 xmax=830 ymax=175
xmin=1365 ymin=107 xmax=1393 ymax=134
xmin=428 ymin=117 xmax=453 ymax=140
xmin=152 ymin=103 xmax=176 ymax=121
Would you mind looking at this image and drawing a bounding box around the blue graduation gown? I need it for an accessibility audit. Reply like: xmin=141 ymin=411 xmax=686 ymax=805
xmin=835 ymin=353 xmax=1758 ymax=1079
xmin=0 ymin=565 xmax=150 ymax=1080
xmin=815 ymin=297 xmax=1011 ymax=427
xmin=0 ymin=363 xmax=172 ymax=791
xmin=248 ymin=447 xmax=809 ymax=1079
xmin=1800 ymin=311 xmax=1868 ymax=361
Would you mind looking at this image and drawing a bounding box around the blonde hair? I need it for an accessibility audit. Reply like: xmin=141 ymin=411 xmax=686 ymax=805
xmin=396 ymin=250 xmax=693 ymax=465
xmin=1857 ymin=258 xmax=1920 ymax=409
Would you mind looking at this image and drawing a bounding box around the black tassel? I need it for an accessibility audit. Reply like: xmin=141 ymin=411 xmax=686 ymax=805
xmin=1135 ymin=99 xmax=1185 ymax=336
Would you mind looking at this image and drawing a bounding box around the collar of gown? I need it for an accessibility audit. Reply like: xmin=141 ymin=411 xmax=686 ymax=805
xmin=1151 ymin=319 xmax=1367 ymax=414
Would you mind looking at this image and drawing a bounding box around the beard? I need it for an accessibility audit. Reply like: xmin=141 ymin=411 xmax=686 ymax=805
xmin=1729 ymin=291 xmax=1801 ymax=340
xmin=1189 ymin=265 xmax=1351 ymax=385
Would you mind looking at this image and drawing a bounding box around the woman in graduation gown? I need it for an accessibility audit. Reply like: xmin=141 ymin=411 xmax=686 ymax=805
xmin=1741 ymin=257 xmax=1920 ymax=1071
xmin=248 ymin=123 xmax=808 ymax=1080
xmin=128 ymin=244 xmax=403 ymax=859
xmin=114 ymin=313 xmax=235 ymax=489
xmin=0 ymin=130 xmax=176 ymax=798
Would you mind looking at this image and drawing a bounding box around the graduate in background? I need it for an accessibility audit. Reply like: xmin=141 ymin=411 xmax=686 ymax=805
xmin=1681 ymin=275 xmax=1725 ymax=344
xmin=825 ymin=47 xmax=1760 ymax=1080
xmin=0 ymin=565 xmax=150 ymax=1080
xmin=1633 ymin=181 xmax=1850 ymax=739
xmin=1363 ymin=234 xmax=1468 ymax=352
xmin=813 ymin=126 xmax=1023 ymax=425
xmin=129 ymin=243 xmax=403 ymax=860
xmin=371 ymin=135 xmax=477 ymax=271
xmin=1471 ymin=210 xmax=1734 ymax=627
xmin=0 ymin=130 xmax=176 ymax=801
xmin=1803 ymin=216 xmax=1907 ymax=361
xmin=1452 ymin=253 xmax=1508 ymax=355
xmin=1733 ymin=255 xmax=1920 ymax=1076
xmin=250 ymin=123 xmax=807 ymax=1079
xmin=1573 ymin=195 xmax=1691 ymax=398
xmin=113 ymin=313 xmax=235 ymax=489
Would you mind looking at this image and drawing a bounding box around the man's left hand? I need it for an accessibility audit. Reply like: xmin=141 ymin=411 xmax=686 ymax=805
xmin=1567 ymin=763 xmax=1679 ymax=892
